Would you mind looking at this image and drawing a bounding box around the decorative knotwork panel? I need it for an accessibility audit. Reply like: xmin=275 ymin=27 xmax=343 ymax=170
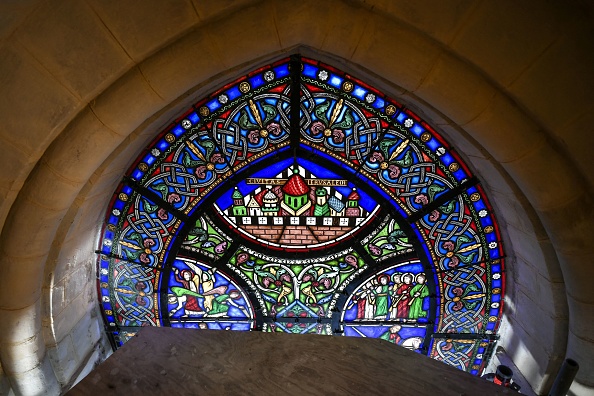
xmin=141 ymin=132 xmax=231 ymax=214
xmin=431 ymin=338 xmax=498 ymax=376
xmin=99 ymin=185 xmax=180 ymax=269
xmin=212 ymin=84 xmax=291 ymax=166
xmin=99 ymin=259 xmax=159 ymax=328
xmin=97 ymin=56 xmax=505 ymax=377
xmin=300 ymin=82 xmax=382 ymax=166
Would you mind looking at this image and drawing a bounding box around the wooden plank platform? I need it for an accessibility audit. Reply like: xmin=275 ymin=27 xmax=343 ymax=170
xmin=69 ymin=327 xmax=515 ymax=395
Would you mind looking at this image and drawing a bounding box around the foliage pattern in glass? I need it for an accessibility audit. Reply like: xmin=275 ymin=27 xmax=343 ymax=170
xmin=97 ymin=56 xmax=505 ymax=376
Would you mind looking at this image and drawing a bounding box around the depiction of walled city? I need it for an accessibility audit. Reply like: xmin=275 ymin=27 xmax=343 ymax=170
xmin=214 ymin=165 xmax=379 ymax=248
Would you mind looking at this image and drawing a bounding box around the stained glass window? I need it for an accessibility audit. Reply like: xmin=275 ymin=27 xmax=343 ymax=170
xmin=97 ymin=56 xmax=505 ymax=376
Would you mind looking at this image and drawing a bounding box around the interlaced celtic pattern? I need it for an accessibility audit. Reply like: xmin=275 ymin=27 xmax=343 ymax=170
xmin=426 ymin=210 xmax=472 ymax=244
xmin=161 ymin=163 xmax=201 ymax=196
xmin=114 ymin=263 xmax=156 ymax=326
xmin=213 ymin=91 xmax=291 ymax=166
xmin=434 ymin=340 xmax=473 ymax=371
xmin=300 ymin=85 xmax=382 ymax=163
xmin=98 ymin=58 xmax=504 ymax=374
xmin=119 ymin=302 xmax=156 ymax=326
xmin=127 ymin=211 xmax=169 ymax=240
xmin=386 ymin=163 xmax=440 ymax=195
xmin=441 ymin=266 xmax=487 ymax=333
xmin=358 ymin=129 xmax=456 ymax=215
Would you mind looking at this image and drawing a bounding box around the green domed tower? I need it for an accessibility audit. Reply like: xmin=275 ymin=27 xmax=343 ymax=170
xmin=313 ymin=187 xmax=330 ymax=217
xmin=232 ymin=187 xmax=247 ymax=216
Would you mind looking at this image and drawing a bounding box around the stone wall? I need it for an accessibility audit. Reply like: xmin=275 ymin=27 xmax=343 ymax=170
xmin=240 ymin=224 xmax=354 ymax=245
xmin=0 ymin=360 xmax=12 ymax=395
xmin=0 ymin=1 xmax=592 ymax=395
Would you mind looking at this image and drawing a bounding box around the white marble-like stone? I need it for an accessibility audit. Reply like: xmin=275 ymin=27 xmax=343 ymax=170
xmin=52 ymin=294 xmax=88 ymax=344
xmin=0 ymin=0 xmax=42 ymax=41
xmin=8 ymin=356 xmax=60 ymax=395
xmin=503 ymin=140 xmax=585 ymax=212
xmin=42 ymin=108 xmax=122 ymax=184
xmin=0 ymin=2 xmax=592 ymax=395
xmin=69 ymin=336 xmax=112 ymax=389
xmin=47 ymin=335 xmax=78 ymax=384
xmin=486 ymin=346 xmax=537 ymax=396
xmin=0 ymin=255 xmax=46 ymax=308
xmin=354 ymin=20 xmax=441 ymax=93
xmin=69 ymin=309 xmax=103 ymax=369
xmin=0 ymin=42 xmax=79 ymax=155
xmin=0 ymin=361 xmax=13 ymax=395
xmin=555 ymin=108 xmax=594 ymax=189
xmin=464 ymin=93 xmax=544 ymax=164
xmin=502 ymin=317 xmax=561 ymax=394
xmin=191 ymin=0 xmax=261 ymax=22
xmin=508 ymin=23 xmax=594 ymax=134
xmin=567 ymin=332 xmax=594 ymax=389
xmin=0 ymin=333 xmax=45 ymax=375
xmin=414 ymin=52 xmax=498 ymax=126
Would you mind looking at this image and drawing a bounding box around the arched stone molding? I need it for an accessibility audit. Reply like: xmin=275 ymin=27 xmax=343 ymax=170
xmin=0 ymin=1 xmax=591 ymax=394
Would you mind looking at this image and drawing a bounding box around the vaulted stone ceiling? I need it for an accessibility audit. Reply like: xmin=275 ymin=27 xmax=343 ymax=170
xmin=0 ymin=1 xmax=592 ymax=395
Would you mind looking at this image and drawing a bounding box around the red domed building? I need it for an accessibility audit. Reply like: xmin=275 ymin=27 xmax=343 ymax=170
xmin=280 ymin=170 xmax=312 ymax=216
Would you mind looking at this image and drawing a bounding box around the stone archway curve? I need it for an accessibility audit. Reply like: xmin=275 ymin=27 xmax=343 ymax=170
xmin=0 ymin=1 xmax=590 ymax=394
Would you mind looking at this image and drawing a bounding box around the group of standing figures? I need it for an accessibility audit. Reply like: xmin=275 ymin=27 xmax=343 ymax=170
xmin=350 ymin=272 xmax=429 ymax=321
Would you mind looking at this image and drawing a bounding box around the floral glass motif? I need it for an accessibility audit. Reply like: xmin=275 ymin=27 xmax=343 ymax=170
xmin=180 ymin=214 xmax=233 ymax=259
xmin=97 ymin=56 xmax=505 ymax=376
xmin=227 ymin=246 xmax=366 ymax=317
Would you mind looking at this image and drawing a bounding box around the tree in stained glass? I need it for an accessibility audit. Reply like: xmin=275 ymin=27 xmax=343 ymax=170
xmin=97 ymin=56 xmax=505 ymax=376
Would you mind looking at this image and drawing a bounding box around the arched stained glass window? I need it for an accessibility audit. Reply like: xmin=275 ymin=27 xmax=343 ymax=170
xmin=97 ymin=56 xmax=505 ymax=376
